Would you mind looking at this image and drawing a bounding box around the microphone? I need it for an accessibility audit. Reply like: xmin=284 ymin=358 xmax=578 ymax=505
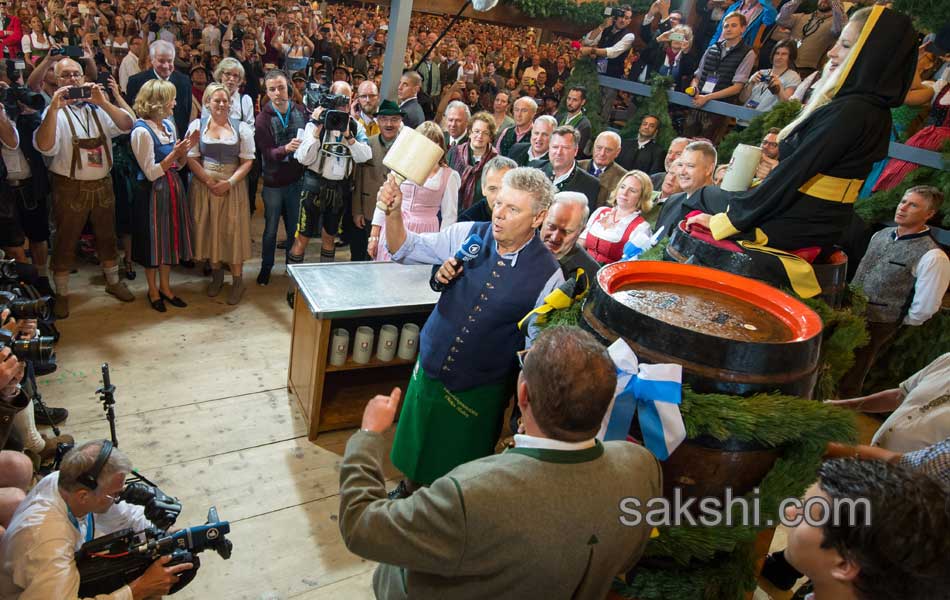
xmin=429 ymin=233 xmax=484 ymax=292
xmin=454 ymin=233 xmax=484 ymax=263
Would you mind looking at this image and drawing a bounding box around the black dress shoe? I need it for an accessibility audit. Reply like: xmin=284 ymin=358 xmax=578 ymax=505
xmin=124 ymin=262 xmax=136 ymax=280
xmin=257 ymin=268 xmax=271 ymax=286
xmin=34 ymin=405 xmax=69 ymax=426
xmin=387 ymin=480 xmax=413 ymax=500
xmin=149 ymin=296 xmax=167 ymax=313
xmin=160 ymin=292 xmax=187 ymax=308
xmin=276 ymin=240 xmax=288 ymax=250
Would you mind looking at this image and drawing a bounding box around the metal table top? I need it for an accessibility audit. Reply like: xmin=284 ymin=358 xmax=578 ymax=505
xmin=288 ymin=262 xmax=440 ymax=319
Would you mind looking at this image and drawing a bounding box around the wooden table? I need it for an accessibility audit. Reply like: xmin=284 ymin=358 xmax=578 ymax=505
xmin=287 ymin=262 xmax=439 ymax=440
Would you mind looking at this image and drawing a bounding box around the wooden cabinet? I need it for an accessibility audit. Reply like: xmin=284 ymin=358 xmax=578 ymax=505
xmin=287 ymin=263 xmax=438 ymax=440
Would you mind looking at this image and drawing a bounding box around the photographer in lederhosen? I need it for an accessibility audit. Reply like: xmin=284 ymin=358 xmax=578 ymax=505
xmin=286 ymin=79 xmax=371 ymax=307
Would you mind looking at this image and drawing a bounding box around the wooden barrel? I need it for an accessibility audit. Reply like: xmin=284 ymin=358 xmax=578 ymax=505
xmin=583 ymin=261 xmax=824 ymax=398
xmin=581 ymin=261 xmax=824 ymax=502
xmin=666 ymin=222 xmax=850 ymax=308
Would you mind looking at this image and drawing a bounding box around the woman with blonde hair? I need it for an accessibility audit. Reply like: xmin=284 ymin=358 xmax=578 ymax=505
xmin=130 ymin=79 xmax=198 ymax=312
xmin=185 ymin=83 xmax=256 ymax=304
xmin=213 ymin=57 xmax=255 ymax=126
xmin=369 ymin=121 xmax=461 ymax=260
xmin=580 ymin=170 xmax=654 ymax=264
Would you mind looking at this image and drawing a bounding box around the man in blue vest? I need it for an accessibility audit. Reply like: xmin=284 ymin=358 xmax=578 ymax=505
xmin=685 ymin=12 xmax=756 ymax=142
xmin=377 ymin=167 xmax=563 ymax=498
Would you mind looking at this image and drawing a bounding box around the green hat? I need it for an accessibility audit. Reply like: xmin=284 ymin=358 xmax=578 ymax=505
xmin=376 ymin=99 xmax=405 ymax=117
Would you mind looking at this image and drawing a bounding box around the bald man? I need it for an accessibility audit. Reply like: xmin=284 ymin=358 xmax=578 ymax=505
xmin=578 ymin=131 xmax=625 ymax=208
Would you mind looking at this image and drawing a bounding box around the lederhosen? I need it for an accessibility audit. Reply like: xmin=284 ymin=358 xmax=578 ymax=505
xmin=50 ymin=106 xmax=118 ymax=272
xmin=296 ymin=120 xmax=356 ymax=239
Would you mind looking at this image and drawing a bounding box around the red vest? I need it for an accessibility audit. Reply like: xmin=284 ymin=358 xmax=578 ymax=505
xmin=586 ymin=214 xmax=646 ymax=264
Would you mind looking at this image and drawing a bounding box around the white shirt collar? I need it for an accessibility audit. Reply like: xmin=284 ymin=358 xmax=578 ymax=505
xmin=513 ymin=433 xmax=596 ymax=451
xmin=553 ymin=162 xmax=576 ymax=186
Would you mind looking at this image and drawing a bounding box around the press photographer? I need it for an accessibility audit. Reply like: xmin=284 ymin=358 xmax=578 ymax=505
xmin=0 ymin=440 xmax=193 ymax=599
xmin=286 ymin=78 xmax=370 ymax=305
xmin=1 ymin=60 xmax=53 ymax=295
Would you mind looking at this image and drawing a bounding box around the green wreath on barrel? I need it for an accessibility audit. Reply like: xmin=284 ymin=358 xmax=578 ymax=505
xmin=539 ymin=252 xmax=862 ymax=599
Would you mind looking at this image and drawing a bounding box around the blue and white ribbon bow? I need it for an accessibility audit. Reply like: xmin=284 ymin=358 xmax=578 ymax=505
xmin=597 ymin=339 xmax=686 ymax=461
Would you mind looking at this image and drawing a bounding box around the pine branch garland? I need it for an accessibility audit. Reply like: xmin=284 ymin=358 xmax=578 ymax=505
xmin=717 ymin=101 xmax=802 ymax=163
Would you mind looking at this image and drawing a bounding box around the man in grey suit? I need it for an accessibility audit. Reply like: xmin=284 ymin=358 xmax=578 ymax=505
xmin=352 ymin=100 xmax=404 ymax=260
xmin=397 ymin=71 xmax=426 ymax=128
xmin=339 ymin=326 xmax=662 ymax=600
xmin=578 ymin=130 xmax=626 ymax=208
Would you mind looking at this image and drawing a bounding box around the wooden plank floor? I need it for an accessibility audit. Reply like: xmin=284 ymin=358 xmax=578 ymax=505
xmin=37 ymin=209 xmax=884 ymax=600
xmin=38 ymin=211 xmax=392 ymax=599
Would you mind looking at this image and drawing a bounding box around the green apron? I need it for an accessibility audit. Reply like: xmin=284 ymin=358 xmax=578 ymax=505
xmin=391 ymin=361 xmax=511 ymax=485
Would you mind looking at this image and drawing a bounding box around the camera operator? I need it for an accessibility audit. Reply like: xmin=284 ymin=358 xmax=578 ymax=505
xmin=286 ymin=80 xmax=370 ymax=306
xmin=579 ymin=6 xmax=635 ymax=121
xmin=0 ymin=440 xmax=194 ymax=599
xmin=0 ymin=309 xmax=71 ymax=460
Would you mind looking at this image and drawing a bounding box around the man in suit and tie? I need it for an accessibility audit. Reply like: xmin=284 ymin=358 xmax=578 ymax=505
xmin=578 ymin=131 xmax=626 ymax=208
xmin=339 ymin=325 xmax=662 ymax=600
xmin=541 ymin=126 xmax=601 ymax=211
xmin=397 ymin=71 xmax=426 ymax=129
xmin=508 ymin=115 xmax=555 ymax=167
xmin=617 ymin=115 xmax=665 ymax=175
xmin=124 ymin=41 xmax=192 ymax=138
xmin=443 ymin=101 xmax=470 ymax=149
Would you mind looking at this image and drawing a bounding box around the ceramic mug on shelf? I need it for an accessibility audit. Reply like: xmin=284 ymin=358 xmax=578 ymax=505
xmin=398 ymin=323 xmax=420 ymax=361
xmin=377 ymin=324 xmax=398 ymax=362
xmin=353 ymin=326 xmax=375 ymax=364
xmin=329 ymin=328 xmax=349 ymax=366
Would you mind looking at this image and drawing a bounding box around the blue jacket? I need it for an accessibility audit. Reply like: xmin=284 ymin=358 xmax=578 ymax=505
xmin=708 ymin=0 xmax=777 ymax=49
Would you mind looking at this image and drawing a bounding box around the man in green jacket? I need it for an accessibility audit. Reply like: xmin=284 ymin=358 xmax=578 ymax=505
xmin=338 ymin=326 xmax=663 ymax=599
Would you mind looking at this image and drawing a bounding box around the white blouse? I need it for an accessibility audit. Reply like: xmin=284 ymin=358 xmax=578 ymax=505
xmin=131 ymin=119 xmax=183 ymax=182
xmin=580 ymin=206 xmax=653 ymax=255
xmin=185 ymin=118 xmax=256 ymax=160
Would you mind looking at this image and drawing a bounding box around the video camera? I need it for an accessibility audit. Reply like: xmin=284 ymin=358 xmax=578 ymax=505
xmin=3 ymin=61 xmax=46 ymax=120
xmin=0 ymin=260 xmax=56 ymax=366
xmin=603 ymin=6 xmax=627 ymax=18
xmin=76 ymin=506 xmax=232 ymax=597
xmin=302 ymin=55 xmax=351 ymax=132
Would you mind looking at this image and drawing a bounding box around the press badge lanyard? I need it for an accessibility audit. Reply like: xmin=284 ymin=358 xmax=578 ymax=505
xmin=275 ymin=103 xmax=293 ymax=131
xmin=67 ymin=506 xmax=95 ymax=544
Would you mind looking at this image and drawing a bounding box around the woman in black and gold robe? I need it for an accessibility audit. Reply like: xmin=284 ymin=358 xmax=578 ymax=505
xmin=681 ymin=6 xmax=918 ymax=296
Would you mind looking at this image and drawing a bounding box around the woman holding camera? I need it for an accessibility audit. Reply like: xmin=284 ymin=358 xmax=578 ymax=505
xmin=186 ymin=83 xmax=255 ymax=304
xmin=739 ymin=40 xmax=801 ymax=126
xmin=130 ymin=79 xmax=197 ymax=312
